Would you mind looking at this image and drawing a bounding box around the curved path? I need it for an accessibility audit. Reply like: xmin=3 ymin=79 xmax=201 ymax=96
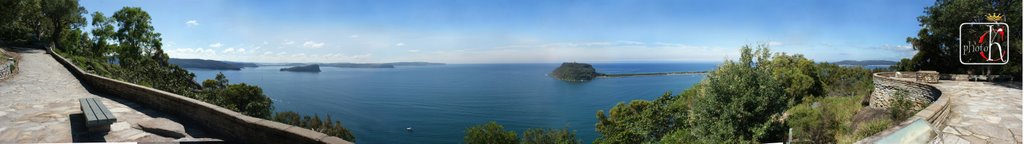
xmin=0 ymin=48 xmax=215 ymax=142
xmin=931 ymin=81 xmax=1022 ymax=144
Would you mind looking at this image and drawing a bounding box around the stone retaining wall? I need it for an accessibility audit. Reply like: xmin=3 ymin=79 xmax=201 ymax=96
xmin=857 ymin=72 xmax=951 ymax=143
xmin=47 ymin=48 xmax=351 ymax=144
xmin=0 ymin=60 xmax=13 ymax=80
xmin=869 ymin=72 xmax=940 ymax=109
xmin=0 ymin=49 xmax=14 ymax=80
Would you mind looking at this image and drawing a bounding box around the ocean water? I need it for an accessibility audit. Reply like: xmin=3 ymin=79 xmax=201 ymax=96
xmin=188 ymin=63 xmax=717 ymax=143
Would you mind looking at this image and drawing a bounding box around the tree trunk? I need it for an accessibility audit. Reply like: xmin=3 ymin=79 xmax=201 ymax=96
xmin=50 ymin=20 xmax=62 ymax=50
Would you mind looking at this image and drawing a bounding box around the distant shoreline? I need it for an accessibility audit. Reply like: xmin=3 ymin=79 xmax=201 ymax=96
xmin=598 ymin=71 xmax=708 ymax=78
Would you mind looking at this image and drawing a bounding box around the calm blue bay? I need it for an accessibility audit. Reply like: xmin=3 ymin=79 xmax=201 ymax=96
xmin=188 ymin=63 xmax=717 ymax=143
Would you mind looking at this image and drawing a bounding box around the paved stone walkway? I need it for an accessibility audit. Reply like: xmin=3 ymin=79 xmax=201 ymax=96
xmin=0 ymin=48 xmax=216 ymax=142
xmin=930 ymin=81 xmax=1022 ymax=144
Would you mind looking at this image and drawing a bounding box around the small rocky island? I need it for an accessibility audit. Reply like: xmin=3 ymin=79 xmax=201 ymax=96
xmin=280 ymin=64 xmax=322 ymax=72
xmin=549 ymin=62 xmax=604 ymax=81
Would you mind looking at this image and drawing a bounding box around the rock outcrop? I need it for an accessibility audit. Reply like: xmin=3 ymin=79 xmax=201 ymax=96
xmin=134 ymin=118 xmax=189 ymax=138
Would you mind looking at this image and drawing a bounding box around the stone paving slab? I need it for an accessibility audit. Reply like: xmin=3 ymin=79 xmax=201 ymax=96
xmin=0 ymin=48 xmax=218 ymax=143
xmin=929 ymin=81 xmax=1022 ymax=144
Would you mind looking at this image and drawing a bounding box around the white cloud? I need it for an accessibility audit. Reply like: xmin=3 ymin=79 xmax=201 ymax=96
xmin=209 ymin=42 xmax=223 ymax=48
xmin=880 ymin=44 xmax=914 ymax=51
xmin=768 ymin=41 xmax=784 ymax=46
xmin=185 ymin=20 xmax=199 ymax=27
xmin=283 ymin=40 xmax=296 ymax=45
xmin=169 ymin=39 xmax=741 ymax=63
xmin=393 ymin=41 xmax=731 ymax=63
xmin=166 ymin=48 xmax=216 ymax=58
xmin=302 ymin=41 xmax=325 ymax=48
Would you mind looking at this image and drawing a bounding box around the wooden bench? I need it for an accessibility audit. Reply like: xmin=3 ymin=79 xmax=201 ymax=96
xmin=80 ymin=98 xmax=117 ymax=132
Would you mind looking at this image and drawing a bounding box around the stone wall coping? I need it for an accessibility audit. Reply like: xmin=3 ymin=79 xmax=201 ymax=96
xmin=857 ymin=72 xmax=951 ymax=143
xmin=46 ymin=48 xmax=352 ymax=144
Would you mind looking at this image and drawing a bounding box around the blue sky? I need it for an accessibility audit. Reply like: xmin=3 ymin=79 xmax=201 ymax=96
xmin=81 ymin=0 xmax=932 ymax=63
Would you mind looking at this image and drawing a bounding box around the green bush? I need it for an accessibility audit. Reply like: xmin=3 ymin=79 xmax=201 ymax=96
xmin=465 ymin=121 xmax=518 ymax=144
xmin=465 ymin=121 xmax=581 ymax=144
xmin=522 ymin=128 xmax=581 ymax=144
xmin=889 ymin=90 xmax=915 ymax=121
xmin=594 ymin=44 xmax=875 ymax=143
xmin=785 ymin=98 xmax=835 ymax=143
xmin=272 ymin=111 xmax=355 ymax=142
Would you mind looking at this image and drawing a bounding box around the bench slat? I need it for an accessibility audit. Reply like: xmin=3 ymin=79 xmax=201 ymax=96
xmin=95 ymin=99 xmax=116 ymax=122
xmin=88 ymin=99 xmax=107 ymax=120
xmin=80 ymin=98 xmax=117 ymax=127
xmin=80 ymin=99 xmax=97 ymax=123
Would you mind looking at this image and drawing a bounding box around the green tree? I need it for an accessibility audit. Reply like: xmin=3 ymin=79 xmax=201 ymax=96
xmin=906 ymin=0 xmax=1021 ymax=75
xmin=465 ymin=121 xmax=518 ymax=144
xmin=688 ymin=45 xmax=787 ymax=143
xmin=594 ymin=92 xmax=679 ymax=144
xmin=890 ymin=58 xmax=916 ymax=71
xmin=90 ymin=11 xmax=115 ymax=57
xmin=0 ymin=0 xmax=46 ymax=45
xmin=41 ymin=0 xmax=86 ymax=49
xmin=767 ymin=53 xmax=820 ymax=106
xmin=111 ymin=7 xmax=162 ymax=67
xmin=202 ymin=73 xmax=272 ymax=118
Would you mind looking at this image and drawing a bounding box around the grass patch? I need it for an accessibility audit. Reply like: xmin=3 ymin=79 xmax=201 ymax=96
xmin=855 ymin=118 xmax=893 ymax=139
xmin=786 ymin=95 xmax=868 ymax=143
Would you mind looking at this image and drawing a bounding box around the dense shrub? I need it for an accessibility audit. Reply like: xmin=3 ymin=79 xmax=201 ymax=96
xmin=889 ymin=90 xmax=915 ymax=121
xmin=593 ymin=44 xmax=875 ymax=143
xmin=465 ymin=121 xmax=581 ymax=144
xmin=272 ymin=111 xmax=355 ymax=142
xmin=465 ymin=121 xmax=519 ymax=144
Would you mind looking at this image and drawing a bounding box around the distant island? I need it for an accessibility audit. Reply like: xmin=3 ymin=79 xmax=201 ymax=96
xmin=168 ymin=58 xmax=257 ymax=70
xmin=550 ymin=62 xmax=708 ymax=82
xmin=832 ymin=60 xmax=896 ymax=66
xmin=549 ymin=62 xmax=604 ymax=81
xmin=280 ymin=64 xmax=322 ymax=72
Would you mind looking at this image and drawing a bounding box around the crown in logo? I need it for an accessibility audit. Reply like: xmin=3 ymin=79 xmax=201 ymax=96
xmin=986 ymin=13 xmax=1003 ymax=22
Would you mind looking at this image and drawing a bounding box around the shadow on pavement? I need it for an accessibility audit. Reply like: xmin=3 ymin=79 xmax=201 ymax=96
xmin=991 ymin=82 xmax=1022 ymax=90
xmin=69 ymin=113 xmax=107 ymax=142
